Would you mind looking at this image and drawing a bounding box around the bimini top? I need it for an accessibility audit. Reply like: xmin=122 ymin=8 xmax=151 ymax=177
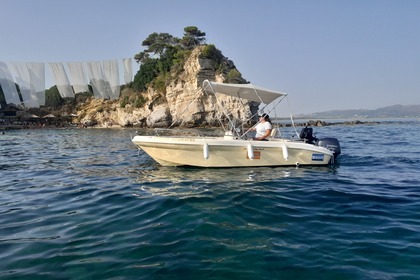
xmin=202 ymin=80 xmax=287 ymax=104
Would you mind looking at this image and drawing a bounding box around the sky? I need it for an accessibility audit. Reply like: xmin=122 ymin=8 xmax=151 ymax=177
xmin=1 ymin=0 xmax=419 ymax=115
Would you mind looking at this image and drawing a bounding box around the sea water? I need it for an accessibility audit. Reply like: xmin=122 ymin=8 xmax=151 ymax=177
xmin=1 ymin=119 xmax=419 ymax=279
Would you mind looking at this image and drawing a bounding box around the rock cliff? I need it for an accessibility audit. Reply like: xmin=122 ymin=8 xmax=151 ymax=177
xmin=74 ymin=46 xmax=259 ymax=128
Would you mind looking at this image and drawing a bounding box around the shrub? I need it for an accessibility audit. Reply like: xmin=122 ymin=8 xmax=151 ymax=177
xmin=152 ymin=74 xmax=167 ymax=94
xmin=120 ymin=96 xmax=129 ymax=108
xmin=134 ymin=95 xmax=147 ymax=108
xmin=227 ymin=69 xmax=242 ymax=83
xmin=133 ymin=59 xmax=158 ymax=91
xmin=45 ymin=86 xmax=64 ymax=107
xmin=200 ymin=44 xmax=223 ymax=62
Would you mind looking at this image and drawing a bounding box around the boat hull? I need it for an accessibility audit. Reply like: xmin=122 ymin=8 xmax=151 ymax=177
xmin=132 ymin=135 xmax=334 ymax=167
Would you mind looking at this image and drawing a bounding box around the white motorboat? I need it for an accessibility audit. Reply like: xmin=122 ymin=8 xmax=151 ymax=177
xmin=132 ymin=80 xmax=341 ymax=167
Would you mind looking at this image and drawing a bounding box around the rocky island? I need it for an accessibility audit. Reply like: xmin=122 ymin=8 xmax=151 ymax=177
xmin=71 ymin=45 xmax=258 ymax=128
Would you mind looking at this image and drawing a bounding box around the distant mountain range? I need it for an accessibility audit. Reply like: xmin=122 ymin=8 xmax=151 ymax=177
xmin=297 ymin=104 xmax=420 ymax=119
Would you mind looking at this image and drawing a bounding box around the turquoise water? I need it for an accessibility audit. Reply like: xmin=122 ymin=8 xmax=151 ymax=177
xmin=1 ymin=120 xmax=420 ymax=279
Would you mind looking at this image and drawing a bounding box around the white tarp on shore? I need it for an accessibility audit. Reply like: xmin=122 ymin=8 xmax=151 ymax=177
xmin=49 ymin=62 xmax=74 ymax=98
xmin=1 ymin=57 xmax=130 ymax=107
xmin=0 ymin=62 xmax=21 ymax=105
xmin=123 ymin=58 xmax=133 ymax=84
xmin=86 ymin=61 xmax=109 ymax=99
xmin=27 ymin=62 xmax=45 ymax=106
xmin=103 ymin=60 xmax=120 ymax=100
xmin=67 ymin=62 xmax=89 ymax=94
xmin=10 ymin=62 xmax=45 ymax=108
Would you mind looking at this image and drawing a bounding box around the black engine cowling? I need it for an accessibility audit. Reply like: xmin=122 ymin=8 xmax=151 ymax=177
xmin=299 ymin=127 xmax=317 ymax=144
xmin=316 ymin=137 xmax=341 ymax=159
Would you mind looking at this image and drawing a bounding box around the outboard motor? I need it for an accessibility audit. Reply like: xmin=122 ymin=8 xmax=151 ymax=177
xmin=316 ymin=137 xmax=341 ymax=159
xmin=300 ymin=126 xmax=341 ymax=160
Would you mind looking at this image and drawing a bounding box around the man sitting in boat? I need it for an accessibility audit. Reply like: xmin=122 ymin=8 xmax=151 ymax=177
xmin=248 ymin=113 xmax=272 ymax=141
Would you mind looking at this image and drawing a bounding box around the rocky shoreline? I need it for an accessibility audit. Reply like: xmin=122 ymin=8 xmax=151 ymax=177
xmin=0 ymin=119 xmax=381 ymax=131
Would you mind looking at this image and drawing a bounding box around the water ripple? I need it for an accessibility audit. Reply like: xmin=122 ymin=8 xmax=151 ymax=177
xmin=1 ymin=123 xmax=420 ymax=279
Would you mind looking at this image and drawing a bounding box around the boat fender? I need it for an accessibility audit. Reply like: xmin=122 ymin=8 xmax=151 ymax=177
xmin=282 ymin=142 xmax=289 ymax=161
xmin=247 ymin=143 xmax=254 ymax=160
xmin=203 ymin=143 xmax=209 ymax=160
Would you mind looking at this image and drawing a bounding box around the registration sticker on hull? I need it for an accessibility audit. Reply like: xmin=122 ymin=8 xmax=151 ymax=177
xmin=312 ymin=153 xmax=324 ymax=161
xmin=246 ymin=151 xmax=261 ymax=159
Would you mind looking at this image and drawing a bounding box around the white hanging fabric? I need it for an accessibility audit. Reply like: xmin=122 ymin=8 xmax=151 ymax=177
xmin=86 ymin=61 xmax=109 ymax=99
xmin=10 ymin=62 xmax=31 ymax=107
xmin=49 ymin=62 xmax=74 ymax=98
xmin=10 ymin=62 xmax=40 ymax=108
xmin=2 ymin=57 xmax=131 ymax=107
xmin=102 ymin=59 xmax=120 ymax=100
xmin=0 ymin=62 xmax=21 ymax=105
xmin=123 ymin=58 xmax=132 ymax=84
xmin=26 ymin=62 xmax=45 ymax=106
xmin=67 ymin=62 xmax=89 ymax=94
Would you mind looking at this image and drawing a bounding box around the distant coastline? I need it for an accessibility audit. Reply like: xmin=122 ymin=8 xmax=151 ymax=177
xmin=296 ymin=104 xmax=420 ymax=119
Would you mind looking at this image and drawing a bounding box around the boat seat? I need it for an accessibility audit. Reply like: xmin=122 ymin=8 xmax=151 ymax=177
xmin=270 ymin=128 xmax=279 ymax=138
